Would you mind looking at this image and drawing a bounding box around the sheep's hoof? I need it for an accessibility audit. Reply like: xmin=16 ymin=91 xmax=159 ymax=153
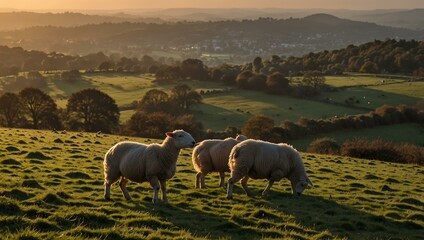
xmin=226 ymin=195 xmax=233 ymax=200
xmin=104 ymin=196 xmax=111 ymax=201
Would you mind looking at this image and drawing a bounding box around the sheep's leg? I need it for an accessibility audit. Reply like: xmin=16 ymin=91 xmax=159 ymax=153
xmin=200 ymin=172 xmax=206 ymax=189
xmin=195 ymin=172 xmax=206 ymax=189
xmin=119 ymin=178 xmax=131 ymax=200
xmin=148 ymin=176 xmax=160 ymax=203
xmin=241 ymin=176 xmax=254 ymax=197
xmin=262 ymin=179 xmax=275 ymax=196
xmin=226 ymin=173 xmax=243 ymax=200
xmin=160 ymin=180 xmax=168 ymax=203
xmin=195 ymin=172 xmax=201 ymax=188
xmin=104 ymin=182 xmax=111 ymax=200
xmin=219 ymin=172 xmax=225 ymax=188
xmin=262 ymin=170 xmax=284 ymax=196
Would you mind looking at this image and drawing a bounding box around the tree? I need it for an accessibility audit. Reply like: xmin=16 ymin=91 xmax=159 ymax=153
xmin=241 ymin=115 xmax=274 ymax=140
xmin=19 ymin=88 xmax=61 ymax=129
xmin=66 ymin=89 xmax=119 ymax=133
xmin=139 ymin=89 xmax=175 ymax=113
xmin=122 ymin=111 xmax=174 ymax=138
xmin=359 ymin=61 xmax=380 ymax=73
xmin=235 ymin=70 xmax=254 ymax=89
xmin=181 ymin=58 xmax=208 ymax=80
xmin=170 ymin=84 xmax=202 ymax=111
xmin=253 ymin=56 xmax=263 ymax=73
xmin=210 ymin=68 xmax=223 ymax=82
xmin=266 ymin=72 xmax=290 ymax=94
xmin=98 ymin=61 xmax=115 ymax=72
xmin=302 ymin=71 xmax=326 ymax=89
xmin=0 ymin=92 xmax=23 ymax=127
xmin=155 ymin=66 xmax=182 ymax=82
xmin=247 ymin=74 xmax=266 ymax=90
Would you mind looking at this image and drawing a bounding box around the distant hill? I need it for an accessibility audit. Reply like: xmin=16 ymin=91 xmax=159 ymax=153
xmin=348 ymin=9 xmax=424 ymax=30
xmin=0 ymin=11 xmax=164 ymax=30
xmin=0 ymin=14 xmax=422 ymax=64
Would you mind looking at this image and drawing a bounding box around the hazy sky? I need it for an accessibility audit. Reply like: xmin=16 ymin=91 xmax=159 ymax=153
xmin=0 ymin=0 xmax=423 ymax=10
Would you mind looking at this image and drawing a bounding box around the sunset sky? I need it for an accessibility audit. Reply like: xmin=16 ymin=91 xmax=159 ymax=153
xmin=0 ymin=0 xmax=423 ymax=10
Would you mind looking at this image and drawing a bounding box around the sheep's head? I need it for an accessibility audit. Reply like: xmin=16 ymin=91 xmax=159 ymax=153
xmin=291 ymin=177 xmax=313 ymax=196
xmin=166 ymin=130 xmax=196 ymax=149
xmin=235 ymin=134 xmax=247 ymax=141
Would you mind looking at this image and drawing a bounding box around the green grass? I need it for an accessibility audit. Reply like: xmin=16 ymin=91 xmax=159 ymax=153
xmin=0 ymin=128 xmax=423 ymax=239
xmin=289 ymin=123 xmax=424 ymax=151
xmin=194 ymin=90 xmax=364 ymax=130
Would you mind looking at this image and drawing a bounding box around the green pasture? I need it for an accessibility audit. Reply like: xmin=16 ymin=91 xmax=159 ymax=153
xmin=193 ymin=90 xmax=364 ymax=130
xmin=0 ymin=73 xmax=422 ymax=134
xmin=0 ymin=128 xmax=423 ymax=239
xmin=288 ymin=123 xmax=424 ymax=151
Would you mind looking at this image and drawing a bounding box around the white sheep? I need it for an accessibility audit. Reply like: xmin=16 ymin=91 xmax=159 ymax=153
xmin=226 ymin=139 xmax=312 ymax=199
xmin=103 ymin=130 xmax=196 ymax=203
xmin=192 ymin=135 xmax=247 ymax=188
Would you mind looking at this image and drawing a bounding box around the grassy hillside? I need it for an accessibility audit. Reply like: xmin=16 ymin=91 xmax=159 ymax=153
xmin=0 ymin=128 xmax=423 ymax=239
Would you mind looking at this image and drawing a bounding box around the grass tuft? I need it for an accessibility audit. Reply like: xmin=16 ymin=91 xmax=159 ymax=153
xmin=22 ymin=180 xmax=44 ymax=189
xmin=64 ymin=172 xmax=91 ymax=179
xmin=1 ymin=158 xmax=21 ymax=165
xmin=25 ymin=152 xmax=52 ymax=160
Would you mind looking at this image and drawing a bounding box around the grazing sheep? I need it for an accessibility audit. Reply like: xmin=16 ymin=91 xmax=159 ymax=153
xmin=103 ymin=130 xmax=196 ymax=203
xmin=226 ymin=139 xmax=312 ymax=199
xmin=192 ymin=135 xmax=247 ymax=188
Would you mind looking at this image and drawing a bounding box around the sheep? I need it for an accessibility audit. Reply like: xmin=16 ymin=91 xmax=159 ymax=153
xmin=226 ymin=139 xmax=312 ymax=200
xmin=192 ymin=135 xmax=247 ymax=189
xmin=103 ymin=129 xmax=196 ymax=203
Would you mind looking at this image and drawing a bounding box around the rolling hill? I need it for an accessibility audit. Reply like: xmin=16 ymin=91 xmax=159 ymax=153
xmin=0 ymin=13 xmax=422 ymax=62
xmin=0 ymin=128 xmax=423 ymax=239
xmin=349 ymin=9 xmax=424 ymax=31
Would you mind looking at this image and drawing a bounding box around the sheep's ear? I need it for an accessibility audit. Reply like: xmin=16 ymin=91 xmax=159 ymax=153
xmin=166 ymin=132 xmax=174 ymax=138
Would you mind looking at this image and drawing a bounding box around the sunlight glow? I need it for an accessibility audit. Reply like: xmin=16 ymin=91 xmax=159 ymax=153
xmin=0 ymin=0 xmax=423 ymax=10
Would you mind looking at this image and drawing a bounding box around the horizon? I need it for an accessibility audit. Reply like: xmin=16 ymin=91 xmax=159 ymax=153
xmin=0 ymin=0 xmax=423 ymax=11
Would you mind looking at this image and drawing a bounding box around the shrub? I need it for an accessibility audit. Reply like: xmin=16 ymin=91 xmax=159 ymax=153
xmin=341 ymin=138 xmax=423 ymax=165
xmin=307 ymin=138 xmax=341 ymax=155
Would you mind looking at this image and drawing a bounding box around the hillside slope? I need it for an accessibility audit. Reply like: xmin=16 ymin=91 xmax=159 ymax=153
xmin=0 ymin=128 xmax=423 ymax=239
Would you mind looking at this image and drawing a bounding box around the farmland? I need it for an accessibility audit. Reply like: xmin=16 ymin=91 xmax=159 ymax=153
xmin=0 ymin=128 xmax=423 ymax=239
xmin=0 ymin=72 xmax=423 ymax=148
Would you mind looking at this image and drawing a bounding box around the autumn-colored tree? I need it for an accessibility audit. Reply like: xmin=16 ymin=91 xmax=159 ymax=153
xmin=266 ymin=72 xmax=290 ymax=94
xmin=241 ymin=115 xmax=274 ymax=140
xmin=359 ymin=61 xmax=380 ymax=73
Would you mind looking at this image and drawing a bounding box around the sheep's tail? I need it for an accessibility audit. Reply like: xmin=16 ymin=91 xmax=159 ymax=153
xmin=192 ymin=145 xmax=203 ymax=173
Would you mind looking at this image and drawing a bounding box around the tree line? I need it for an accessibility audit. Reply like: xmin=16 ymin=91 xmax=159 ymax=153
xmin=0 ymin=84 xmax=203 ymax=138
xmin=1 ymin=39 xmax=423 ymax=79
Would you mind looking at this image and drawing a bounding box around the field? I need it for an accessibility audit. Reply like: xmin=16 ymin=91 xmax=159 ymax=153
xmin=0 ymin=128 xmax=423 ymax=239
xmin=0 ymin=72 xmax=423 ymax=148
